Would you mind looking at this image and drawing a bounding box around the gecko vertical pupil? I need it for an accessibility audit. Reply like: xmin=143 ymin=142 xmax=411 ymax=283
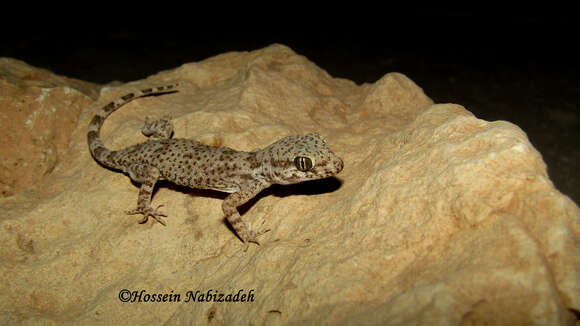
xmin=294 ymin=156 xmax=314 ymax=171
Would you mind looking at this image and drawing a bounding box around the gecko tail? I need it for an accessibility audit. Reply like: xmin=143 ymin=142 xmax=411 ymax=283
xmin=87 ymin=83 xmax=179 ymax=168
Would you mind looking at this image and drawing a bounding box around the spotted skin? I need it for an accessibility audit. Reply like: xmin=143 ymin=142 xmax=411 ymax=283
xmin=87 ymin=84 xmax=344 ymax=249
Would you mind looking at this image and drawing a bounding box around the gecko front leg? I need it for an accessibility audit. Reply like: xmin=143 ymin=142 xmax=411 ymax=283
xmin=125 ymin=164 xmax=167 ymax=225
xmin=223 ymin=183 xmax=271 ymax=250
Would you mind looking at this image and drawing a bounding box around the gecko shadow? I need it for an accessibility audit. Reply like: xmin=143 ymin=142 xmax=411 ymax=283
xmin=152 ymin=176 xmax=343 ymax=234
xmin=158 ymin=176 xmax=343 ymax=214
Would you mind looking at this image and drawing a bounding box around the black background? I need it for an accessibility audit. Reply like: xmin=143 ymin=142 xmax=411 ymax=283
xmin=2 ymin=8 xmax=578 ymax=203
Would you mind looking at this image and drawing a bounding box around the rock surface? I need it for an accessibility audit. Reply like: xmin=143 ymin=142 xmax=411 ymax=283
xmin=0 ymin=45 xmax=578 ymax=325
xmin=0 ymin=58 xmax=98 ymax=196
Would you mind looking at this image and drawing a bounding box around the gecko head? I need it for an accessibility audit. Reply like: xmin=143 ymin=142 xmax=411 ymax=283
xmin=263 ymin=133 xmax=343 ymax=185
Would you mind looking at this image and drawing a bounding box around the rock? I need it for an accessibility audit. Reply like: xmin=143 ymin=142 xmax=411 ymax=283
xmin=0 ymin=44 xmax=578 ymax=325
xmin=0 ymin=58 xmax=99 ymax=196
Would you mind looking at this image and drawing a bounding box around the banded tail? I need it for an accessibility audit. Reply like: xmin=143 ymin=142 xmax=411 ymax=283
xmin=87 ymin=84 xmax=179 ymax=168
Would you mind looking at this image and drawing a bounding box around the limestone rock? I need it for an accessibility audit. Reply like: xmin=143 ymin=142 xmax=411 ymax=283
xmin=0 ymin=44 xmax=578 ymax=325
xmin=0 ymin=58 xmax=99 ymax=196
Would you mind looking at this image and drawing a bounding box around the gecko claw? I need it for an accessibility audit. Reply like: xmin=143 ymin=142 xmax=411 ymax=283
xmin=126 ymin=204 xmax=167 ymax=226
xmin=242 ymin=219 xmax=271 ymax=251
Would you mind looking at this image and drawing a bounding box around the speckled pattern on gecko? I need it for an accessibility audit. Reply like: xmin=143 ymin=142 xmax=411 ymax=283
xmin=87 ymin=84 xmax=344 ymax=249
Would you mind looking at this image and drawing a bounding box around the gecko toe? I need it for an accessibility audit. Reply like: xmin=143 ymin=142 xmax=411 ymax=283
xmin=127 ymin=205 xmax=167 ymax=226
xmin=243 ymin=219 xmax=270 ymax=247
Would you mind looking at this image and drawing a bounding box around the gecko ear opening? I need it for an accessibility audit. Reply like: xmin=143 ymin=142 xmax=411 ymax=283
xmin=294 ymin=156 xmax=314 ymax=171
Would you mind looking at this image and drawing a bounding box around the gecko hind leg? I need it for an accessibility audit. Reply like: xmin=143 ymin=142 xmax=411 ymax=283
xmin=141 ymin=116 xmax=174 ymax=140
xmin=125 ymin=164 xmax=167 ymax=225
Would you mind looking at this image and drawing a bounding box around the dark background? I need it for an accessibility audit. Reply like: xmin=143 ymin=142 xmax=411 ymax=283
xmin=1 ymin=9 xmax=578 ymax=203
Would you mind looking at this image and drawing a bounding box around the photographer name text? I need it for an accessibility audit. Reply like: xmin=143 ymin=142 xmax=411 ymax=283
xmin=118 ymin=289 xmax=255 ymax=303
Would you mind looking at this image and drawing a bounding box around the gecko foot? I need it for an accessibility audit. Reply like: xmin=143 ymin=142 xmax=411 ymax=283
xmin=142 ymin=116 xmax=174 ymax=140
xmin=126 ymin=204 xmax=168 ymax=226
xmin=242 ymin=219 xmax=271 ymax=251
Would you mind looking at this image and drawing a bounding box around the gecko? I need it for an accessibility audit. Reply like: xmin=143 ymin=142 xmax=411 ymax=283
xmin=87 ymin=84 xmax=344 ymax=249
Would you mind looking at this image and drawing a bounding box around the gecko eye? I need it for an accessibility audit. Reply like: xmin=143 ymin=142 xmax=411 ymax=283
xmin=294 ymin=156 xmax=314 ymax=171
